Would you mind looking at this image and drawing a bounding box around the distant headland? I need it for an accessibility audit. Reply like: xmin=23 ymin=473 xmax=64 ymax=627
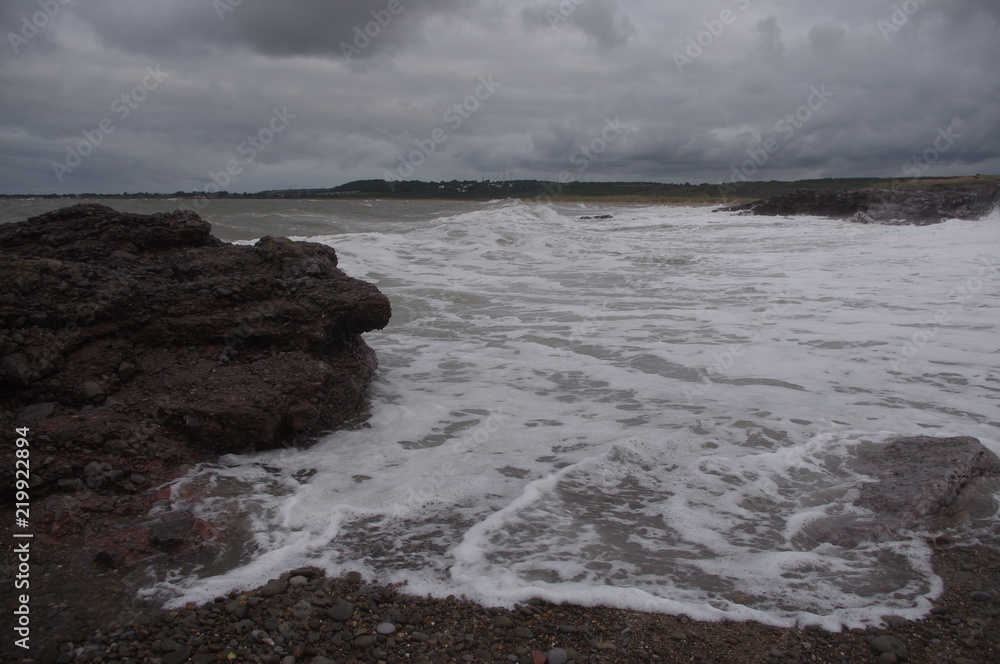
xmin=3 ymin=175 xmax=999 ymax=206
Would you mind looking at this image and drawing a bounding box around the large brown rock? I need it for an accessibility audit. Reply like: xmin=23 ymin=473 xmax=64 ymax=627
xmin=0 ymin=204 xmax=391 ymax=496
xmin=807 ymin=436 xmax=1000 ymax=548
xmin=852 ymin=435 xmax=1000 ymax=521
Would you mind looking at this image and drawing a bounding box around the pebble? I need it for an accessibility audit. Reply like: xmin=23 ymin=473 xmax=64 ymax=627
xmin=869 ymin=635 xmax=906 ymax=656
xmin=353 ymin=634 xmax=376 ymax=648
xmin=30 ymin=561 xmax=1000 ymax=664
xmin=326 ymin=599 xmax=354 ymax=622
xmin=18 ymin=402 xmax=56 ymax=420
xmin=161 ymin=646 xmax=192 ymax=664
xmin=258 ymin=580 xmax=287 ymax=598
xmin=547 ymin=647 xmax=569 ymax=664
xmin=969 ymin=591 xmax=993 ymax=602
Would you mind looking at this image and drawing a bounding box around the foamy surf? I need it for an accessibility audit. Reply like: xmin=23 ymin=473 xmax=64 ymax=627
xmin=131 ymin=200 xmax=998 ymax=629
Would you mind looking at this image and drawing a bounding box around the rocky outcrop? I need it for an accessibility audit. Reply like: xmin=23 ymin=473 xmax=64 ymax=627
xmin=814 ymin=436 xmax=1000 ymax=547
xmin=728 ymin=181 xmax=1000 ymax=225
xmin=0 ymin=204 xmax=391 ymax=502
xmin=852 ymin=435 xmax=1000 ymax=522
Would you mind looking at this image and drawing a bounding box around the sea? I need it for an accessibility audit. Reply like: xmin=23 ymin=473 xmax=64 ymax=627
xmin=3 ymin=197 xmax=999 ymax=630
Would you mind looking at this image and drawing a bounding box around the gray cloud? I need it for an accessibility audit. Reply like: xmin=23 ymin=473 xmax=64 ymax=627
xmin=754 ymin=16 xmax=784 ymax=59
xmin=522 ymin=0 xmax=635 ymax=52
xmin=53 ymin=0 xmax=470 ymax=60
xmin=1 ymin=0 xmax=998 ymax=194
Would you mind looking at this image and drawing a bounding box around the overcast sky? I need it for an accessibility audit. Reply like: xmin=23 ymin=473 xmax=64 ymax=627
xmin=1 ymin=0 xmax=998 ymax=194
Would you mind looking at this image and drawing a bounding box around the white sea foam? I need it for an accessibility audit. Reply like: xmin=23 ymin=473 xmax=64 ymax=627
xmin=128 ymin=200 xmax=999 ymax=629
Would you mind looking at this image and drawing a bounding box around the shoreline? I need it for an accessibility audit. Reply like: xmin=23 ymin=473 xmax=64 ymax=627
xmin=0 ymin=195 xmax=734 ymax=206
xmin=3 ymin=523 xmax=997 ymax=663
xmin=3 ymin=202 xmax=999 ymax=663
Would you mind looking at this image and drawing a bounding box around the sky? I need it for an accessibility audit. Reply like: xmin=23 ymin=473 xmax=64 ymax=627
xmin=1 ymin=0 xmax=998 ymax=194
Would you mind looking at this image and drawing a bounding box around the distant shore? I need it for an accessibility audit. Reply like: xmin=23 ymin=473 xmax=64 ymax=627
xmin=4 ymin=175 xmax=998 ymax=207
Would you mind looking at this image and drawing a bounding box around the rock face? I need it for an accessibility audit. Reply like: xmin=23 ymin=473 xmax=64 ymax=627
xmin=1 ymin=204 xmax=391 ymax=499
xmin=728 ymin=182 xmax=1000 ymax=225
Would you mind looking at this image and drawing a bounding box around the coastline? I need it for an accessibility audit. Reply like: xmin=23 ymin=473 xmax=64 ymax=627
xmin=3 ymin=522 xmax=997 ymax=663
xmin=3 ymin=199 xmax=999 ymax=663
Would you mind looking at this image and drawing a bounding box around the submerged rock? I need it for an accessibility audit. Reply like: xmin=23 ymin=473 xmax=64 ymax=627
xmin=852 ymin=435 xmax=1000 ymax=521
xmin=811 ymin=435 xmax=1000 ymax=548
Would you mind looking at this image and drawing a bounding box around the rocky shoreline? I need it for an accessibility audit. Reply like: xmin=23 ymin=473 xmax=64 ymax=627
xmin=1 ymin=204 xmax=391 ymax=570
xmin=3 ymin=204 xmax=1000 ymax=663
xmin=727 ymin=181 xmax=1000 ymax=225
xmin=2 ymin=535 xmax=998 ymax=663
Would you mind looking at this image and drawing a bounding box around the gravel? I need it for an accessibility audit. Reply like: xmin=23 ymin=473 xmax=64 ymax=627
xmin=2 ymin=531 xmax=998 ymax=663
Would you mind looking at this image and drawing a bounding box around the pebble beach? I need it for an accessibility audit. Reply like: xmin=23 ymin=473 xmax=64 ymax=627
xmin=4 ymin=531 xmax=998 ymax=664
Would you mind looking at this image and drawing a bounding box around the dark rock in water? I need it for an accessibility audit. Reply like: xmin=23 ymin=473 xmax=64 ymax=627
xmin=579 ymin=214 xmax=614 ymax=220
xmin=727 ymin=182 xmax=999 ymax=225
xmin=0 ymin=204 xmax=391 ymax=499
xmin=151 ymin=510 xmax=197 ymax=550
xmin=852 ymin=436 xmax=1000 ymax=522
xmin=812 ymin=435 xmax=1000 ymax=547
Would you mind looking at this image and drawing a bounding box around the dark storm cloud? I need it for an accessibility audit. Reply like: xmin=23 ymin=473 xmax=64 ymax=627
xmin=58 ymin=0 xmax=469 ymax=60
xmin=1 ymin=0 xmax=998 ymax=194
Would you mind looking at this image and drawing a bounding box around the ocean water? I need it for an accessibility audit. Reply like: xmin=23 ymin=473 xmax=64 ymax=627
xmin=6 ymin=198 xmax=1000 ymax=629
